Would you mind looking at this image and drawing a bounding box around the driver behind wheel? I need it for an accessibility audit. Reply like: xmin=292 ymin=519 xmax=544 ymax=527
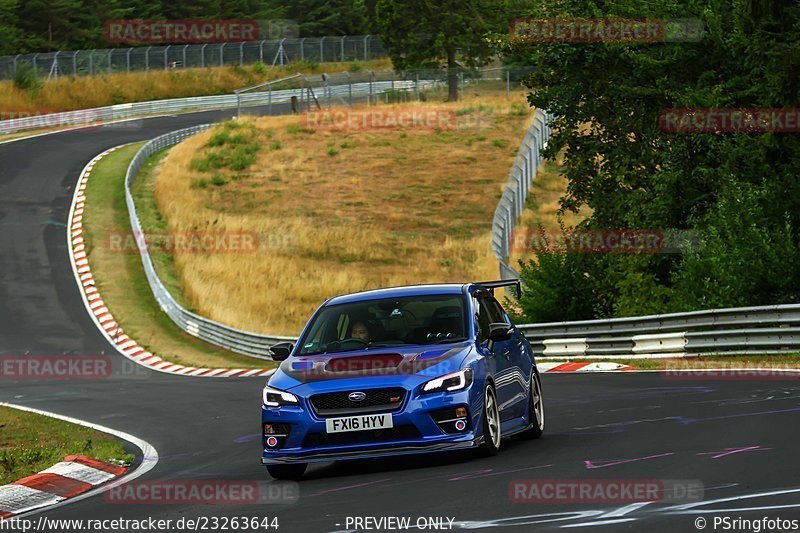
xmin=350 ymin=320 xmax=371 ymax=342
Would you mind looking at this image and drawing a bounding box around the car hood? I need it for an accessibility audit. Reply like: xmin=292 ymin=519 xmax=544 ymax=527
xmin=268 ymin=342 xmax=473 ymax=392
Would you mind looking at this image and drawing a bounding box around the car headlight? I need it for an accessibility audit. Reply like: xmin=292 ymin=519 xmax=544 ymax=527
xmin=262 ymin=385 xmax=300 ymax=407
xmin=422 ymin=368 xmax=473 ymax=394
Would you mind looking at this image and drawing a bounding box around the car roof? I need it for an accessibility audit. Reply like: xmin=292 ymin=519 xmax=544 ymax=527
xmin=325 ymin=283 xmax=469 ymax=306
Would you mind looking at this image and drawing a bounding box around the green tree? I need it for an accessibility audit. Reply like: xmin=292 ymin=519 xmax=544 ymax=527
xmin=504 ymin=0 xmax=800 ymax=322
xmin=375 ymin=0 xmax=505 ymax=101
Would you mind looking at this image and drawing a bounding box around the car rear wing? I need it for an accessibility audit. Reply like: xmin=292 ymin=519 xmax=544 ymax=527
xmin=474 ymin=279 xmax=522 ymax=298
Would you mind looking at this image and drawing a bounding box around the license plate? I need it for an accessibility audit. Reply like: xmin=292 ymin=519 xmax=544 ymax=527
xmin=325 ymin=413 xmax=393 ymax=433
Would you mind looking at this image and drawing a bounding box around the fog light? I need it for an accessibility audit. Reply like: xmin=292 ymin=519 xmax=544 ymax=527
xmin=454 ymin=419 xmax=467 ymax=431
xmin=264 ymin=424 xmax=276 ymax=435
xmin=266 ymin=436 xmax=279 ymax=447
xmin=455 ymin=407 xmax=467 ymax=418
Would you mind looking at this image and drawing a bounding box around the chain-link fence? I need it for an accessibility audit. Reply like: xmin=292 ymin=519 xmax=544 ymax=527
xmin=0 ymin=35 xmax=386 ymax=80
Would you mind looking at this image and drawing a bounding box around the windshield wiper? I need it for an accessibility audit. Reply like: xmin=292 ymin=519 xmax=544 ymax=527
xmin=428 ymin=337 xmax=469 ymax=345
xmin=364 ymin=342 xmax=407 ymax=350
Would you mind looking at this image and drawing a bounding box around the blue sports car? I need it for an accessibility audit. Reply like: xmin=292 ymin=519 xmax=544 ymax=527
xmin=261 ymin=280 xmax=545 ymax=480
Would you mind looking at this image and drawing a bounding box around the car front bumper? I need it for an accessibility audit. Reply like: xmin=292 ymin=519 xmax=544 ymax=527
xmin=261 ymin=386 xmax=484 ymax=465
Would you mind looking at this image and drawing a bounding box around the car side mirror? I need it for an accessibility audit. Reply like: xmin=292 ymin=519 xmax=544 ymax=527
xmin=488 ymin=323 xmax=513 ymax=342
xmin=269 ymin=342 xmax=294 ymax=361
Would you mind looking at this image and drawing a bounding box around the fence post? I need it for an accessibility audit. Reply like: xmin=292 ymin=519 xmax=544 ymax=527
xmin=364 ymin=35 xmax=369 ymax=62
xmin=145 ymin=46 xmax=150 ymax=71
xmin=320 ymin=37 xmax=325 ymax=62
xmin=506 ymin=70 xmax=510 ymax=96
xmin=240 ymin=42 xmax=244 ymax=66
xmin=107 ymin=49 xmax=112 ymax=73
xmin=340 ymin=36 xmax=345 ymax=62
xmin=182 ymin=45 xmax=188 ymax=69
xmin=126 ymin=48 xmax=132 ymax=72
xmin=259 ymin=40 xmax=265 ymax=63
xmin=201 ymin=44 xmax=207 ymax=68
xmin=72 ymin=51 xmax=77 ymax=75
xmin=164 ymin=45 xmax=169 ymax=70
xmin=300 ymin=37 xmax=306 ymax=61
xmin=369 ymin=71 xmax=374 ymax=104
xmin=32 ymin=52 xmax=39 ymax=73
xmin=87 ymin=51 xmax=92 ymax=75
xmin=220 ymin=43 xmax=225 ymax=67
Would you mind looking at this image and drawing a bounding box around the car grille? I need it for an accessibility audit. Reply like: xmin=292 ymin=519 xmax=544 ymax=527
xmin=309 ymin=387 xmax=406 ymax=416
xmin=303 ymin=425 xmax=421 ymax=447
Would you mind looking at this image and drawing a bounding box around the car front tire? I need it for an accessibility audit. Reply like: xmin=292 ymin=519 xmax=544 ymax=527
xmin=478 ymin=383 xmax=501 ymax=456
xmin=518 ymin=370 xmax=544 ymax=440
xmin=266 ymin=463 xmax=307 ymax=480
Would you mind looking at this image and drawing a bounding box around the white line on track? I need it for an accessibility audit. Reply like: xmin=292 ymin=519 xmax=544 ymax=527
xmin=0 ymin=402 xmax=159 ymax=518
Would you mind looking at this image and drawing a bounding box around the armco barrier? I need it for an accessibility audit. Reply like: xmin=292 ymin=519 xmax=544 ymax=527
xmin=521 ymin=304 xmax=800 ymax=357
xmin=491 ymin=108 xmax=553 ymax=279
xmin=114 ymin=80 xmax=800 ymax=360
xmin=125 ymin=125 xmax=295 ymax=359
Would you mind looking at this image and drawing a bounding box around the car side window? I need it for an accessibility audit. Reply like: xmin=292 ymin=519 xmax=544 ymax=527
xmin=475 ymin=293 xmax=501 ymax=343
xmin=486 ymin=297 xmax=510 ymax=325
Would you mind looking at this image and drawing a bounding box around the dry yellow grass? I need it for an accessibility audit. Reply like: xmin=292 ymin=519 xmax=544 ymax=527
xmin=506 ymin=151 xmax=590 ymax=268
xmin=153 ymin=91 xmax=534 ymax=335
xmin=0 ymin=59 xmax=390 ymax=114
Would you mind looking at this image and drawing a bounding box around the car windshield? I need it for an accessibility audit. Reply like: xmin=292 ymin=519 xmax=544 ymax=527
xmin=297 ymin=294 xmax=469 ymax=356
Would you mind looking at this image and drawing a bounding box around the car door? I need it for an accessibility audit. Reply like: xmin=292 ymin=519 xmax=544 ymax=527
xmin=474 ymin=292 xmax=518 ymax=422
xmin=484 ymin=295 xmax=529 ymax=419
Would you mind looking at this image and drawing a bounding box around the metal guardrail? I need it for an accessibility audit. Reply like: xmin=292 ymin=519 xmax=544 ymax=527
xmin=118 ymin=72 xmax=800 ymax=360
xmin=125 ymin=125 xmax=297 ymax=359
xmin=490 ymin=108 xmax=553 ymax=280
xmin=121 ymin=71 xmax=439 ymax=358
xmin=0 ymin=69 xmax=457 ymax=135
xmin=521 ymin=304 xmax=800 ymax=357
xmin=1 ymin=35 xmax=385 ymax=79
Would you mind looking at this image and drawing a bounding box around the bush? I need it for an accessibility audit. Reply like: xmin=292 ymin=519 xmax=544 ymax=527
xmin=13 ymin=63 xmax=41 ymax=92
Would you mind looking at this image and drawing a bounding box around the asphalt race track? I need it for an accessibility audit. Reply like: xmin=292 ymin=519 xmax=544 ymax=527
xmin=2 ymin=110 xmax=800 ymax=532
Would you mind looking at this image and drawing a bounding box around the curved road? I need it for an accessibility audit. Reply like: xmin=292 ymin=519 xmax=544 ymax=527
xmin=1 ymin=111 xmax=800 ymax=532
